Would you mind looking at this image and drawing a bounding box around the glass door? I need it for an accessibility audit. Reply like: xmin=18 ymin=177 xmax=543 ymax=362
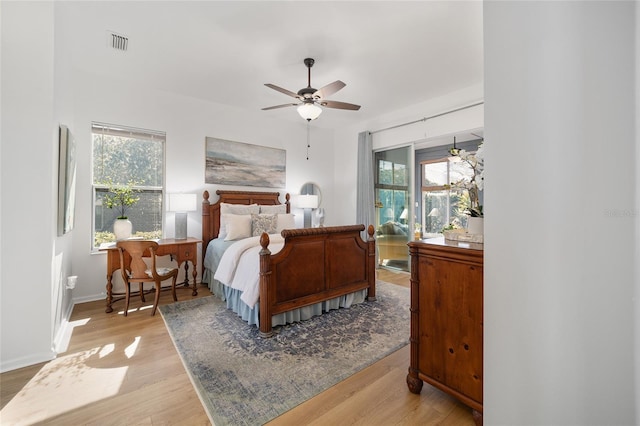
xmin=374 ymin=146 xmax=411 ymax=271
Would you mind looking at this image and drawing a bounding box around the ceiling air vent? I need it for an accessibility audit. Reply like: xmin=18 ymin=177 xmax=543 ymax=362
xmin=107 ymin=31 xmax=129 ymax=51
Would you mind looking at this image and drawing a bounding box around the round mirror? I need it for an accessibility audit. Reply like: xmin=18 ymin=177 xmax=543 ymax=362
xmin=300 ymin=182 xmax=322 ymax=207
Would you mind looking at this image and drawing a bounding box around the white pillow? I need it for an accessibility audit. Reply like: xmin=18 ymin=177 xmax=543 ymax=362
xmin=260 ymin=204 xmax=287 ymax=214
xmin=276 ymin=213 xmax=296 ymax=233
xmin=219 ymin=204 xmax=259 ymax=238
xmin=224 ymin=214 xmax=252 ymax=241
xmin=221 ymin=203 xmax=259 ymax=215
xmin=219 ymin=214 xmax=232 ymax=239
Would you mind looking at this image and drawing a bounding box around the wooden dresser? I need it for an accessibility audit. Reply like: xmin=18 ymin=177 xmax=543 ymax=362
xmin=407 ymin=237 xmax=483 ymax=425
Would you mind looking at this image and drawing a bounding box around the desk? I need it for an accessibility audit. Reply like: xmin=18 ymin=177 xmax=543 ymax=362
xmin=100 ymin=237 xmax=202 ymax=313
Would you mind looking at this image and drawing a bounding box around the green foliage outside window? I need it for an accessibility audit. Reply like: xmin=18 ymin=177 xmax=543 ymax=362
xmin=92 ymin=123 xmax=165 ymax=249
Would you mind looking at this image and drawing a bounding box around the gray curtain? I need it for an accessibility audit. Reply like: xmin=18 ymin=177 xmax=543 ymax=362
xmin=356 ymin=131 xmax=375 ymax=240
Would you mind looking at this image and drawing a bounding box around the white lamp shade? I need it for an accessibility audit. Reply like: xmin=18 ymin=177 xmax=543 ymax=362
xmin=399 ymin=208 xmax=408 ymax=220
xmin=168 ymin=193 xmax=197 ymax=212
xmin=297 ymin=103 xmax=322 ymax=121
xmin=297 ymin=194 xmax=319 ymax=209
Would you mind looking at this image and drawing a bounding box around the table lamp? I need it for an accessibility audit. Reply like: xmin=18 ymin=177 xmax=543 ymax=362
xmin=169 ymin=193 xmax=197 ymax=239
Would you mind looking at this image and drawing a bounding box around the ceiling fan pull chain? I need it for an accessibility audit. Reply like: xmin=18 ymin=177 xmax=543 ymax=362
xmin=306 ymin=121 xmax=311 ymax=160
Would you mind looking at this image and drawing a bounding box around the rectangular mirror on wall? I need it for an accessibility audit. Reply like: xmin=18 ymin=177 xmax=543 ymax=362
xmin=374 ymin=146 xmax=411 ymax=271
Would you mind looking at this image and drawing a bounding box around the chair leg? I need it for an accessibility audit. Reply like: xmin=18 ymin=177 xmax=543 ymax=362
xmin=139 ymin=282 xmax=146 ymax=303
xmin=124 ymin=282 xmax=130 ymax=316
xmin=171 ymin=275 xmax=178 ymax=302
xmin=151 ymin=280 xmax=161 ymax=316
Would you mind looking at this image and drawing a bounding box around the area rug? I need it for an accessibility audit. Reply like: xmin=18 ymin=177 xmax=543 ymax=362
xmin=159 ymin=280 xmax=410 ymax=426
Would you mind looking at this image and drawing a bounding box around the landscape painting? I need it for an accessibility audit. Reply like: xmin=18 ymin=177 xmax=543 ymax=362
xmin=205 ymin=137 xmax=286 ymax=188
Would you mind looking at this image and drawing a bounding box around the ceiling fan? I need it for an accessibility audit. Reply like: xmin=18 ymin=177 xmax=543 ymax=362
xmin=262 ymin=58 xmax=361 ymax=121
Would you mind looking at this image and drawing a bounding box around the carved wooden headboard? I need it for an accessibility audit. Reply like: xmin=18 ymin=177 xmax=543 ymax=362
xmin=201 ymin=189 xmax=290 ymax=251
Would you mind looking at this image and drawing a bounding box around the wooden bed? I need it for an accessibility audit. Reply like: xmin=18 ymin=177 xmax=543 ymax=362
xmin=201 ymin=189 xmax=377 ymax=337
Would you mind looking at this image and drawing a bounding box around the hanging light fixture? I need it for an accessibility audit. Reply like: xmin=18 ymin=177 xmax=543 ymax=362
xmin=297 ymin=102 xmax=322 ymax=121
xmin=449 ymin=136 xmax=461 ymax=161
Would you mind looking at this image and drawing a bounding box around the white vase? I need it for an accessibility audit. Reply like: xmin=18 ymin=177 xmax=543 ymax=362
xmin=114 ymin=218 xmax=132 ymax=240
xmin=467 ymin=216 xmax=484 ymax=236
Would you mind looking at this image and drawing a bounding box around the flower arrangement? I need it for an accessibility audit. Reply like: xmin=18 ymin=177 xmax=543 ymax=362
xmin=448 ymin=143 xmax=484 ymax=217
xmin=102 ymin=179 xmax=140 ymax=219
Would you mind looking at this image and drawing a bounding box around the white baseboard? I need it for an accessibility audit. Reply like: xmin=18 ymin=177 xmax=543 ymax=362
xmin=0 ymin=350 xmax=56 ymax=373
xmin=73 ymin=293 xmax=107 ymax=304
xmin=53 ymin=299 xmax=76 ymax=354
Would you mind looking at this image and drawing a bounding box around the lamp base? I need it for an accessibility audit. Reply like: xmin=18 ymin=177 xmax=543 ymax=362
xmin=303 ymin=208 xmax=312 ymax=228
xmin=175 ymin=212 xmax=188 ymax=239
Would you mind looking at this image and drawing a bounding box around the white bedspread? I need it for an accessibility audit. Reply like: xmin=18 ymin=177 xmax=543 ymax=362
xmin=213 ymin=234 xmax=285 ymax=308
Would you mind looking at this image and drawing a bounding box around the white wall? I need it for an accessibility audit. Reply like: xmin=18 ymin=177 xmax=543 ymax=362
xmin=484 ymin=2 xmax=638 ymax=424
xmin=636 ymin=2 xmax=640 ymax=420
xmin=1 ymin=2 xmax=57 ymax=371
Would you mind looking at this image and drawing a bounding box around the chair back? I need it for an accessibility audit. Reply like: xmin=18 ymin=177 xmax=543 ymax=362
xmin=116 ymin=240 xmax=159 ymax=280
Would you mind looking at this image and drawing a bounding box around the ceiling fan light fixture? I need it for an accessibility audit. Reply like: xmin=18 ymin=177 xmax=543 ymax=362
xmin=297 ymin=103 xmax=322 ymax=121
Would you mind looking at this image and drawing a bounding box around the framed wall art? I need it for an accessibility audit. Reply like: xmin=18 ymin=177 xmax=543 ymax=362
xmin=58 ymin=125 xmax=77 ymax=235
xmin=205 ymin=137 xmax=286 ymax=188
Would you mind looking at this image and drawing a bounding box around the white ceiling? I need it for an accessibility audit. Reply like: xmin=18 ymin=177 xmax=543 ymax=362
xmin=65 ymin=1 xmax=483 ymax=130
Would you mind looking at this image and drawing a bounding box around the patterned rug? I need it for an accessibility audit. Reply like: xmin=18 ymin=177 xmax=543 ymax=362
xmin=159 ymin=280 xmax=410 ymax=426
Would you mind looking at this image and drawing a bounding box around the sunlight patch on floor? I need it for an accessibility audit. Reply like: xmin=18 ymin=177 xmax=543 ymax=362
xmin=0 ymin=347 xmax=127 ymax=425
xmin=118 ymin=304 xmax=154 ymax=316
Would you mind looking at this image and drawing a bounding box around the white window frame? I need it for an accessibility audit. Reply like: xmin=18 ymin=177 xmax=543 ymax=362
xmin=91 ymin=122 xmax=166 ymax=250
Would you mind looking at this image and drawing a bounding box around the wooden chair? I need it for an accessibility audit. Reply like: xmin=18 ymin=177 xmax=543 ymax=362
xmin=116 ymin=240 xmax=178 ymax=316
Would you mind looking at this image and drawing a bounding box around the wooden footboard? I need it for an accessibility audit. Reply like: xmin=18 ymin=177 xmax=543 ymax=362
xmin=258 ymin=224 xmax=376 ymax=337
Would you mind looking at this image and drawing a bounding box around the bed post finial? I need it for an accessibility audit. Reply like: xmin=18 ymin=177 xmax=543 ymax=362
xmin=203 ymin=190 xmax=210 ymax=204
xmin=285 ymin=193 xmax=291 ymax=213
xmin=259 ymin=232 xmax=270 ymax=251
xmin=367 ymin=224 xmax=375 ymax=240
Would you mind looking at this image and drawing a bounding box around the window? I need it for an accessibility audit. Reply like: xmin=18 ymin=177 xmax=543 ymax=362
xmin=92 ymin=123 xmax=165 ymax=249
xmin=375 ymin=151 xmax=409 ymax=225
xmin=420 ymin=158 xmax=474 ymax=236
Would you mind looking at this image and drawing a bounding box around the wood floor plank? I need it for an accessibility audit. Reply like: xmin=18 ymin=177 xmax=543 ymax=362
xmin=1 ymin=270 xmax=474 ymax=425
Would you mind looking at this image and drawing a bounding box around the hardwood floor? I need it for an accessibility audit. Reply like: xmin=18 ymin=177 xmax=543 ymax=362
xmin=1 ymin=270 xmax=474 ymax=425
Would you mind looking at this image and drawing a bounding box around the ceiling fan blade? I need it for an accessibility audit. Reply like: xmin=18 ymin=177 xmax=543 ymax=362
xmin=262 ymin=103 xmax=299 ymax=111
xmin=320 ymin=100 xmax=361 ymax=111
xmin=264 ymin=83 xmax=300 ymax=99
xmin=314 ymin=80 xmax=346 ymax=99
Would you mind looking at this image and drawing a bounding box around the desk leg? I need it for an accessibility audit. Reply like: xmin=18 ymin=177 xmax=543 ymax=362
xmin=183 ymin=261 xmax=190 ymax=287
xmin=105 ymin=274 xmax=114 ymax=313
xmin=191 ymin=261 xmax=198 ymax=296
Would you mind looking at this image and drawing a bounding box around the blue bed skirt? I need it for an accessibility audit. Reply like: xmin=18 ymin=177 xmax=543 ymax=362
xmin=202 ymin=268 xmax=367 ymax=327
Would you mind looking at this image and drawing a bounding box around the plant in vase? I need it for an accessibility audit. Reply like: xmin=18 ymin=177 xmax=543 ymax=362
xmin=447 ymin=143 xmax=484 ymax=234
xmin=102 ymin=179 xmax=140 ymax=240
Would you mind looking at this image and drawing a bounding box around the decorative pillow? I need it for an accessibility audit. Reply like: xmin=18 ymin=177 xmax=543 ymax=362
xmin=219 ymin=204 xmax=259 ymax=238
xmin=260 ymin=204 xmax=287 ymax=214
xmin=276 ymin=213 xmax=296 ymax=233
xmin=251 ymin=213 xmax=278 ymax=236
xmin=224 ymin=214 xmax=252 ymax=241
